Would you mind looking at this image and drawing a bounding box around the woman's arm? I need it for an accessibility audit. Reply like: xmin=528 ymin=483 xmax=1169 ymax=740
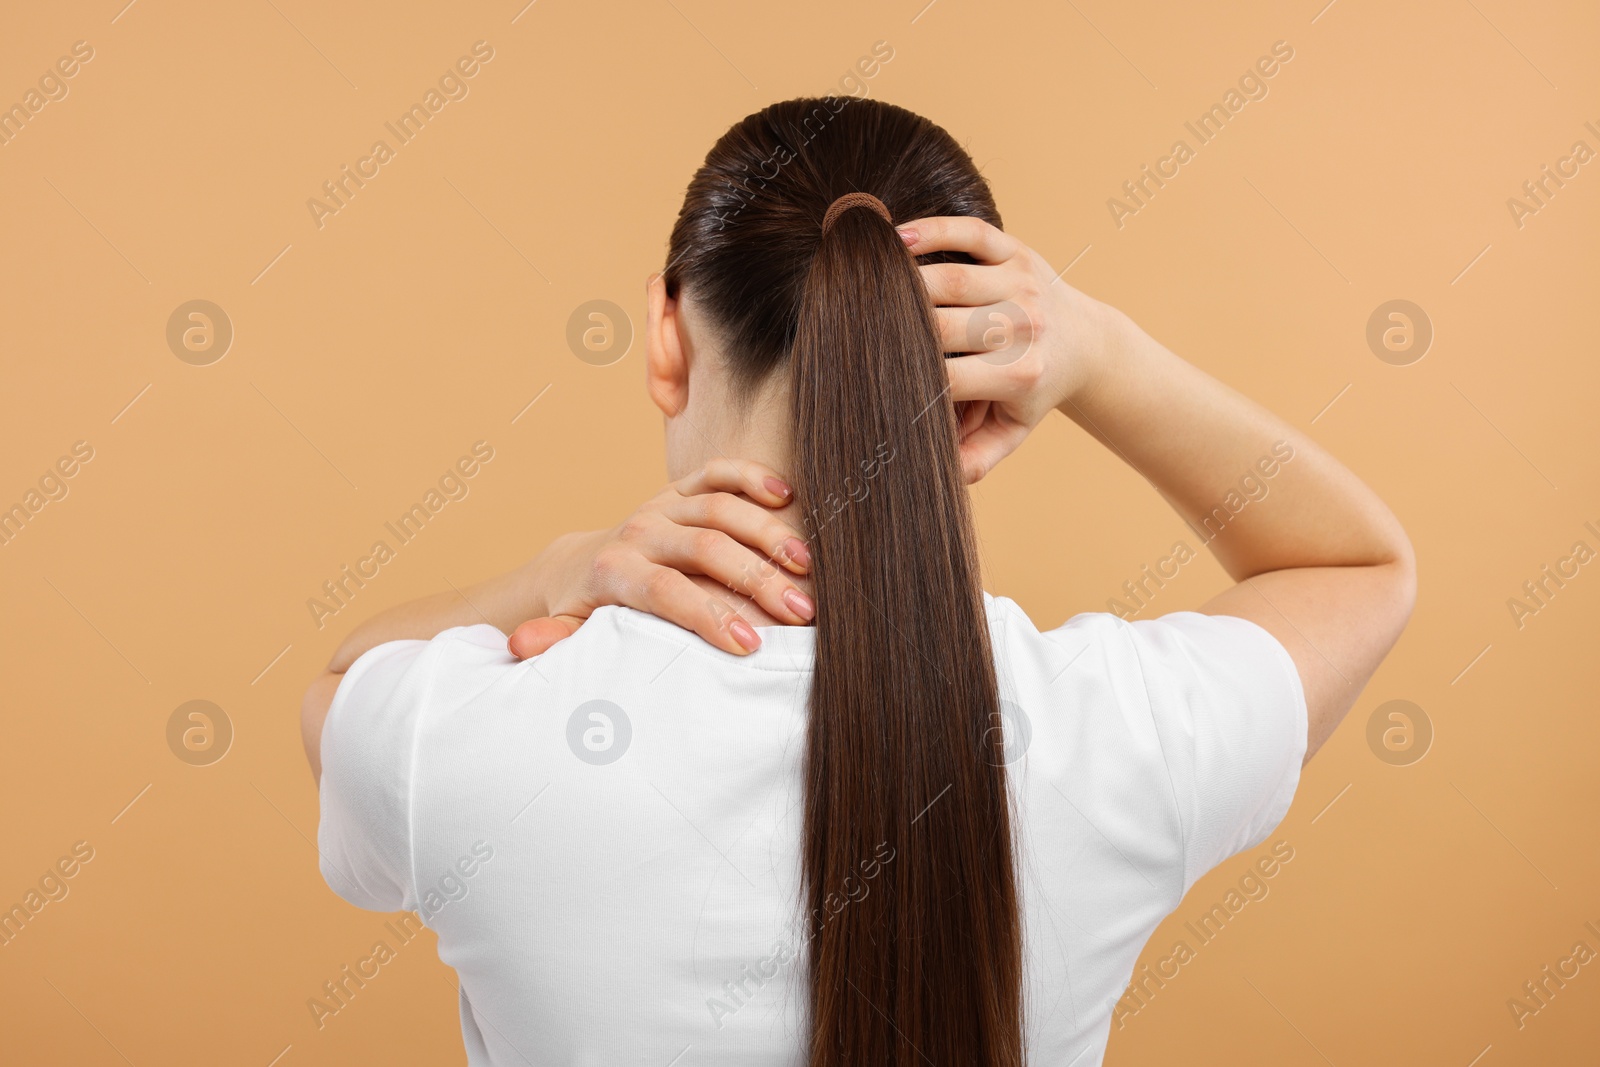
xmin=902 ymin=217 xmax=1415 ymax=762
xmin=300 ymin=458 xmax=812 ymax=781
xmin=1058 ymin=307 xmax=1415 ymax=761
xmin=321 ymin=550 xmax=557 ymax=675
xmin=299 ymin=537 xmax=596 ymax=781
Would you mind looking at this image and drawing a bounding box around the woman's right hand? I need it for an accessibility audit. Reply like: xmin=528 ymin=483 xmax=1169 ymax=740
xmin=899 ymin=217 xmax=1121 ymax=483
xmin=507 ymin=458 xmax=813 ymax=660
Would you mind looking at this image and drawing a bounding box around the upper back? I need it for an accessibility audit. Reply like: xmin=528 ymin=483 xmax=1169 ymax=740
xmin=317 ymin=595 xmax=1304 ymax=1065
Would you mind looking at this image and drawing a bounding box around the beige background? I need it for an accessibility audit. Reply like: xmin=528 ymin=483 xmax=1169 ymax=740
xmin=1 ymin=0 xmax=1596 ymax=1063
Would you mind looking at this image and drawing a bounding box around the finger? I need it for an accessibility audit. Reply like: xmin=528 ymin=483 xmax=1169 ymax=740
xmin=958 ymin=423 xmax=1026 ymax=485
xmin=678 ymin=457 xmax=792 ymax=506
xmin=897 ymin=216 xmax=1021 ymax=265
xmin=956 ymin=398 xmax=990 ymax=440
xmin=664 ymin=491 xmax=811 ymax=573
xmin=945 ymin=353 xmax=1030 ymax=404
xmin=918 ymin=262 xmax=1019 ymax=308
xmin=654 ymin=525 xmax=814 ymax=625
xmin=931 ymin=303 xmax=1034 ymax=355
xmin=637 ymin=565 xmax=763 ymax=654
xmin=507 ymin=615 xmax=583 ymax=659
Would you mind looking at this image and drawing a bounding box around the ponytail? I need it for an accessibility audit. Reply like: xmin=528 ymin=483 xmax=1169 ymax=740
xmin=790 ymin=194 xmax=1023 ymax=1066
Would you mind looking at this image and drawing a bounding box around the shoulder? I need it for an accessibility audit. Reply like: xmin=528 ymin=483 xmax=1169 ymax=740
xmin=316 ymin=624 xmax=519 ymax=912
xmin=327 ymin=624 xmax=517 ymax=724
xmin=1109 ymin=610 xmax=1307 ymax=891
xmin=987 ymin=596 xmax=1306 ymax=893
xmin=985 ymin=594 xmax=1157 ymax=704
xmin=987 ymin=594 xmax=1301 ymax=707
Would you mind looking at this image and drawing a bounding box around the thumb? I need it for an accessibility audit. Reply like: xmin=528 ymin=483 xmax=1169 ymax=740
xmin=507 ymin=615 xmax=584 ymax=659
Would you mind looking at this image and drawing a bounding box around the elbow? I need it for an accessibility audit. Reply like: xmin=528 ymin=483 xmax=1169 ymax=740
xmin=1397 ymin=541 xmax=1418 ymax=618
xmin=1385 ymin=528 xmax=1418 ymax=637
xmin=325 ymin=633 xmax=364 ymax=676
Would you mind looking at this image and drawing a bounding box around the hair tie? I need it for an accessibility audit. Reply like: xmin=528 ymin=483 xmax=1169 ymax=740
xmin=822 ymin=192 xmax=893 ymax=233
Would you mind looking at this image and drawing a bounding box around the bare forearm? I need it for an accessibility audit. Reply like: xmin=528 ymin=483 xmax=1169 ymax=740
xmin=1058 ymin=307 xmax=1412 ymax=580
xmin=322 ymin=565 xmax=533 ymax=674
xmin=1055 ymin=305 xmax=1414 ymax=761
xmin=322 ymin=531 xmax=597 ymax=673
xmin=905 ymin=214 xmax=1413 ymax=765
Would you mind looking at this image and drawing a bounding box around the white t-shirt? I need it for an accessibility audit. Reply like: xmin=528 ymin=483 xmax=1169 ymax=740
xmin=318 ymin=593 xmax=1305 ymax=1066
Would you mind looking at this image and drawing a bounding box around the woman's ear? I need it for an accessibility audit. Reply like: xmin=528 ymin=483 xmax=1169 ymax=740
xmin=645 ymin=272 xmax=689 ymax=418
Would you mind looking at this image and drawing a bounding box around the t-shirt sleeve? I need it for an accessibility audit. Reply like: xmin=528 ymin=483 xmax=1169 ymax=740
xmin=316 ymin=638 xmax=435 ymax=913
xmin=1123 ymin=611 xmax=1308 ymax=896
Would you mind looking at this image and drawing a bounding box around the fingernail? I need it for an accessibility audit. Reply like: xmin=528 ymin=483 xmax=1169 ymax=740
xmin=783 ymin=588 xmax=815 ymax=621
xmin=729 ymin=619 xmax=761 ymax=652
xmin=763 ymin=476 xmax=792 ymax=499
xmin=783 ymin=537 xmax=812 ymax=569
xmin=897 ymin=228 xmax=918 ymax=246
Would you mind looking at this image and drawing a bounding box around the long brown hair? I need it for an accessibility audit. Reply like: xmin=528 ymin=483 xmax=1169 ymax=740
xmin=665 ymin=97 xmax=1022 ymax=1066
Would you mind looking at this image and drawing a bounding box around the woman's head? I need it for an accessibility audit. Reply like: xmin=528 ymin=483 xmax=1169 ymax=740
xmin=646 ymin=97 xmax=1001 ymax=480
xmin=651 ymin=97 xmax=1024 ymax=1067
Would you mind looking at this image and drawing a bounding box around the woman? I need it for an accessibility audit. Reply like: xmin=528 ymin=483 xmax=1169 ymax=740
xmin=302 ymin=98 xmax=1414 ymax=1066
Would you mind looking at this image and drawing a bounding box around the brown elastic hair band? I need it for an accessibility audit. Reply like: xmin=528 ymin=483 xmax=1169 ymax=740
xmin=822 ymin=192 xmax=893 ymax=233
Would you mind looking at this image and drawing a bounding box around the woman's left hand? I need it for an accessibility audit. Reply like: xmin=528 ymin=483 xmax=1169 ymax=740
xmin=899 ymin=217 xmax=1114 ymax=483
